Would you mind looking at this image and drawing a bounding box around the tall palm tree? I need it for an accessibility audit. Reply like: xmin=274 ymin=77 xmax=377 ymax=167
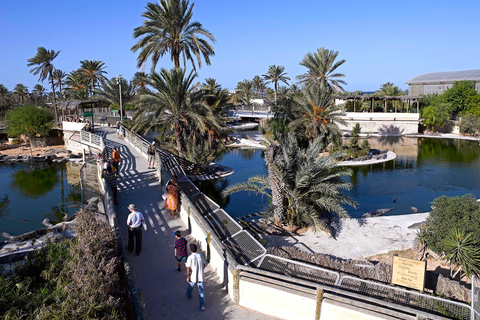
xmin=95 ymin=77 xmax=136 ymax=111
xmin=52 ymin=69 xmax=67 ymax=99
xmin=289 ymin=85 xmax=346 ymax=145
xmin=235 ymin=79 xmax=254 ymax=108
xmin=13 ymin=84 xmax=29 ymax=104
xmin=133 ymin=68 xmax=208 ymax=157
xmin=297 ymin=47 xmax=346 ymax=93
xmin=80 ymin=60 xmax=107 ymax=96
xmin=132 ymin=0 xmax=216 ymax=71
xmin=27 ymin=47 xmax=61 ymax=121
xmin=201 ymin=78 xmax=230 ymax=148
xmin=263 ymin=65 xmax=290 ymax=106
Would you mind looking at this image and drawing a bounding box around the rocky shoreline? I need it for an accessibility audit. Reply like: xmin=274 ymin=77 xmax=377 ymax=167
xmin=0 ymin=148 xmax=83 ymax=164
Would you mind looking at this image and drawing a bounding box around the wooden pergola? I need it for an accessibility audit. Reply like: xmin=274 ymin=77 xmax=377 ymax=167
xmin=338 ymin=95 xmax=421 ymax=113
xmin=57 ymin=99 xmax=103 ymax=119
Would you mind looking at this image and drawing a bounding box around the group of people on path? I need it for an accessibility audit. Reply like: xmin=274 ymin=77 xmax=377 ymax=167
xmin=99 ymin=146 xmax=121 ymax=205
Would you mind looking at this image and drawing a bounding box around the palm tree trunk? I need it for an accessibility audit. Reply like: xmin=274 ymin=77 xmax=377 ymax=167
xmin=175 ymin=125 xmax=183 ymax=158
xmin=174 ymin=54 xmax=180 ymax=69
xmin=50 ymin=73 xmax=58 ymax=122
xmin=265 ymin=143 xmax=284 ymax=225
xmin=274 ymin=82 xmax=278 ymax=106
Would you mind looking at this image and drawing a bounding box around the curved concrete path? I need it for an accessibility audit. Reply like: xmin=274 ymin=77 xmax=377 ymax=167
xmin=95 ymin=127 xmax=278 ymax=320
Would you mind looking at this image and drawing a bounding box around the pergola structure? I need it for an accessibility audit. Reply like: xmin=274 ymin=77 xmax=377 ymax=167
xmin=337 ymin=95 xmax=421 ymax=113
xmin=57 ymin=99 xmax=103 ymax=118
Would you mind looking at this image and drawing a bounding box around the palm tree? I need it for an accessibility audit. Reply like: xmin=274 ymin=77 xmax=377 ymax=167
xmin=131 ymin=0 xmax=216 ymax=71
xmin=80 ymin=60 xmax=107 ymax=96
xmin=235 ymin=80 xmax=254 ymax=108
xmin=224 ymin=133 xmax=356 ymax=235
xmin=52 ymin=69 xmax=67 ymax=99
xmin=0 ymin=84 xmax=12 ymax=111
xmin=263 ymin=65 xmax=290 ymax=106
xmin=132 ymin=71 xmax=150 ymax=93
xmin=297 ymin=47 xmax=346 ymax=93
xmin=27 ymin=47 xmax=61 ymax=121
xmin=443 ymin=228 xmax=480 ymax=279
xmin=65 ymin=69 xmax=88 ymax=100
xmin=252 ymin=75 xmax=265 ymax=97
xmin=95 ymin=77 xmax=136 ymax=111
xmin=13 ymin=84 xmax=30 ymax=104
xmin=376 ymin=82 xmax=403 ymax=96
xmin=32 ymin=84 xmax=46 ymax=105
xmin=133 ymin=68 xmax=208 ymax=157
xmin=288 ymin=86 xmax=346 ymax=146
xmin=201 ymin=78 xmax=230 ymax=148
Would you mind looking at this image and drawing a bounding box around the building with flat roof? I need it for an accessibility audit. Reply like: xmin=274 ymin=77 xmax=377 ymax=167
xmin=406 ymin=69 xmax=480 ymax=95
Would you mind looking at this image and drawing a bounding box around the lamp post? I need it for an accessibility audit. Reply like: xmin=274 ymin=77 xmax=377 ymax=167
xmin=116 ymin=75 xmax=123 ymax=121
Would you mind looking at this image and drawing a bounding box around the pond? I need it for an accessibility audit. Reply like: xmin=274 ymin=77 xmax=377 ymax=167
xmin=0 ymin=162 xmax=81 ymax=242
xmin=197 ymin=137 xmax=480 ymax=219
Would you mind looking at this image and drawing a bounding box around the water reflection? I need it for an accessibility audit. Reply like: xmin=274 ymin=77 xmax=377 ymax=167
xmin=11 ymin=164 xmax=59 ymax=197
xmin=195 ymin=179 xmax=230 ymax=207
xmin=0 ymin=195 xmax=9 ymax=217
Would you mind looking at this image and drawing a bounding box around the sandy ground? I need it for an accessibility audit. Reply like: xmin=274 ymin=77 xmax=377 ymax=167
xmin=0 ymin=143 xmax=68 ymax=157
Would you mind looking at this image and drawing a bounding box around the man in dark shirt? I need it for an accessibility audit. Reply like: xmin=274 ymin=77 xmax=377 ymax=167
xmin=174 ymin=230 xmax=188 ymax=272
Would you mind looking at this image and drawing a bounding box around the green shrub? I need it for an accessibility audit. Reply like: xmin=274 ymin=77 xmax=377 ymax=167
xmin=423 ymin=194 xmax=480 ymax=254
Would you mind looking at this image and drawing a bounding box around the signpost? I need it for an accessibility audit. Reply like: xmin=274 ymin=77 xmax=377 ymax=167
xmin=391 ymin=256 xmax=426 ymax=292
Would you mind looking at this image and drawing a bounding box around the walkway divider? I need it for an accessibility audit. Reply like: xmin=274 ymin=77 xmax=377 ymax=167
xmin=119 ymin=124 xmax=473 ymax=320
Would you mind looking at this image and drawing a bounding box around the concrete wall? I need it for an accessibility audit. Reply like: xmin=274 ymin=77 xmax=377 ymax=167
xmin=338 ymin=113 xmax=420 ymax=135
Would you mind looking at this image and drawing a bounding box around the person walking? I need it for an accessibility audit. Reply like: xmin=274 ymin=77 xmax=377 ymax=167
xmin=174 ymin=231 xmax=188 ymax=272
xmin=165 ymin=175 xmax=179 ymax=218
xmin=119 ymin=127 xmax=124 ymax=140
xmin=102 ymin=165 xmax=118 ymax=204
xmin=127 ymin=204 xmax=144 ymax=256
xmin=116 ymin=121 xmax=121 ymax=138
xmin=185 ymin=243 xmax=206 ymax=311
xmin=147 ymin=141 xmax=156 ymax=169
xmin=112 ymin=147 xmax=120 ymax=174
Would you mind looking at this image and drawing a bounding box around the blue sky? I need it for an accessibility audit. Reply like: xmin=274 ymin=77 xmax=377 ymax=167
xmin=1 ymin=0 xmax=479 ymax=93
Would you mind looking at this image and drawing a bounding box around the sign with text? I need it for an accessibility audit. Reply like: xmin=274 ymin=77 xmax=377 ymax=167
xmin=83 ymin=111 xmax=93 ymax=117
xmin=391 ymin=256 xmax=426 ymax=291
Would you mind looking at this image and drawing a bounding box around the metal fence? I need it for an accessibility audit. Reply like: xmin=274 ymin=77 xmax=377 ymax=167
xmin=472 ymin=275 xmax=480 ymax=320
xmin=338 ymin=276 xmax=471 ymax=320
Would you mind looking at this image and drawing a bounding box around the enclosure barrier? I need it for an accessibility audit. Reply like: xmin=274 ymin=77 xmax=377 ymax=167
xmin=120 ymin=125 xmax=473 ymax=320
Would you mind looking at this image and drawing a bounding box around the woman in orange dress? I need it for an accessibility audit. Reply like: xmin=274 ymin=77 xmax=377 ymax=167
xmin=165 ymin=175 xmax=179 ymax=217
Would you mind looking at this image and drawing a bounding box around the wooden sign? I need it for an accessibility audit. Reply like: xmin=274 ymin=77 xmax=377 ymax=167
xmin=391 ymin=256 xmax=426 ymax=291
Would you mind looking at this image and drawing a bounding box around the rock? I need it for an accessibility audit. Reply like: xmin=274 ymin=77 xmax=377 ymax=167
xmin=408 ymin=221 xmax=426 ymax=229
xmin=87 ymin=197 xmax=101 ymax=205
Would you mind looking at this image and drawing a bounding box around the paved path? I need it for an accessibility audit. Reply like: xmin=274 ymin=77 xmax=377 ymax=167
xmin=95 ymin=127 xmax=278 ymax=320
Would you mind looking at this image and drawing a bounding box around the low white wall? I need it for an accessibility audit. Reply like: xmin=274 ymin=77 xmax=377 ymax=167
xmin=338 ymin=112 xmax=420 ymax=134
xmin=238 ymin=278 xmax=317 ymax=320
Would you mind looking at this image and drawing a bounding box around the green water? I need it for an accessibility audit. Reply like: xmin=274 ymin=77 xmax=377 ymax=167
xmin=200 ymin=137 xmax=480 ymax=219
xmin=0 ymin=162 xmax=81 ymax=241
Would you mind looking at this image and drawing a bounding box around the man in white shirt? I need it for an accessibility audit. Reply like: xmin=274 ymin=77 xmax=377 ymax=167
xmin=185 ymin=243 xmax=206 ymax=311
xmin=126 ymin=204 xmax=145 ymax=256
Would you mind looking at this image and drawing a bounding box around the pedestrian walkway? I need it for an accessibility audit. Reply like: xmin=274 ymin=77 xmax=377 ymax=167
xmin=95 ymin=127 xmax=278 ymax=320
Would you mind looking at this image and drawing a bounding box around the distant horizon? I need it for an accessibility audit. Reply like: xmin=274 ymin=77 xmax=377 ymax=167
xmin=1 ymin=0 xmax=479 ymax=93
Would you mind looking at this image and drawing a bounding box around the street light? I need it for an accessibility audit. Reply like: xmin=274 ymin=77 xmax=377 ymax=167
xmin=116 ymin=75 xmax=123 ymax=121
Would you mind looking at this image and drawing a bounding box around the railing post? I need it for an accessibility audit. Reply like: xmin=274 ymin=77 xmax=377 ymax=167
xmin=232 ymin=269 xmax=240 ymax=305
xmin=472 ymin=275 xmax=475 ymax=320
xmin=315 ymin=288 xmax=324 ymax=320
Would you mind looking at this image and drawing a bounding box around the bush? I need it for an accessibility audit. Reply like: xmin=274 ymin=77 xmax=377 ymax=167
xmin=423 ymin=194 xmax=480 ymax=254
xmin=460 ymin=113 xmax=480 ymax=135
xmin=0 ymin=209 xmax=132 ymax=319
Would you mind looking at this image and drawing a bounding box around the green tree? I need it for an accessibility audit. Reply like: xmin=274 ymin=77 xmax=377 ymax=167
xmin=297 ymin=47 xmax=346 ymax=92
xmin=236 ymin=79 xmax=254 ymax=108
xmin=52 ymin=69 xmax=67 ymax=98
xmin=32 ymin=84 xmax=47 ymax=105
xmin=263 ymin=65 xmax=290 ymax=106
xmin=132 ymin=0 xmax=216 ymax=71
xmin=80 ymin=60 xmax=107 ymax=96
xmin=0 ymin=84 xmax=13 ymax=113
xmin=289 ymin=85 xmax=346 ymax=145
xmin=6 ymin=105 xmax=53 ymax=152
xmin=421 ymin=102 xmax=452 ymax=132
xmin=201 ymin=78 xmax=230 ymax=148
xmin=252 ymin=75 xmax=265 ymax=97
xmin=95 ymin=77 xmax=136 ymax=111
xmin=13 ymin=84 xmax=30 ymax=104
xmin=133 ymin=68 xmax=208 ymax=157
xmin=65 ymin=69 xmax=88 ymax=100
xmin=27 ymin=47 xmax=61 ymax=121
xmin=443 ymin=81 xmax=478 ymax=114
xmin=375 ymin=82 xmax=403 ymax=96
xmin=442 ymin=228 xmax=480 ymax=279
xmin=224 ymin=134 xmax=356 ymax=235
